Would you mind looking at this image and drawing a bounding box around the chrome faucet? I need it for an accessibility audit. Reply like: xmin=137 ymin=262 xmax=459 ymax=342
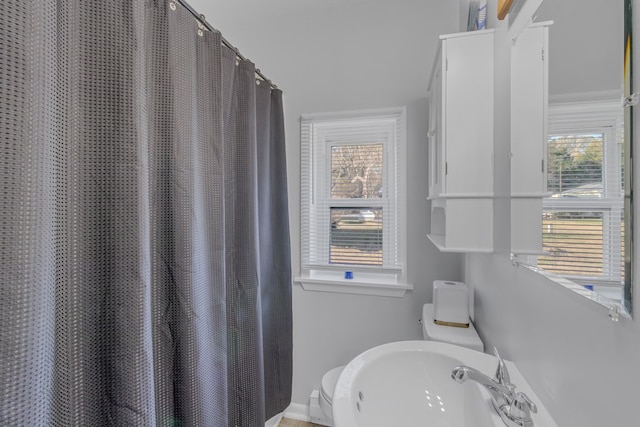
xmin=451 ymin=348 xmax=537 ymax=427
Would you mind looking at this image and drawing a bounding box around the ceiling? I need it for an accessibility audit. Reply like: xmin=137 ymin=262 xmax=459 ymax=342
xmin=193 ymin=0 xmax=384 ymax=21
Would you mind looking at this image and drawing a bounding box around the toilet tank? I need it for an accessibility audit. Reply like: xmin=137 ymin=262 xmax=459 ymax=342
xmin=421 ymin=303 xmax=484 ymax=352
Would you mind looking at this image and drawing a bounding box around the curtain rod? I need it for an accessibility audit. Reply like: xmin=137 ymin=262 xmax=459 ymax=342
xmin=175 ymin=0 xmax=278 ymax=90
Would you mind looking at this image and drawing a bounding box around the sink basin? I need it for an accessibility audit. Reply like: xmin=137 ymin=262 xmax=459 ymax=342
xmin=332 ymin=341 xmax=556 ymax=427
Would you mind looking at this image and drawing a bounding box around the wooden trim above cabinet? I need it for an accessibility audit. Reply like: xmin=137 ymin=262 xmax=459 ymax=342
xmin=498 ymin=0 xmax=514 ymax=20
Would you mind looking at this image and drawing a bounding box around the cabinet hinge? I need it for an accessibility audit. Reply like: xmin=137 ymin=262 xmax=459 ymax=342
xmin=445 ymin=58 xmax=448 ymax=72
xmin=541 ymin=159 xmax=545 ymax=173
xmin=542 ymin=48 xmax=545 ymax=61
xmin=445 ymin=162 xmax=448 ymax=175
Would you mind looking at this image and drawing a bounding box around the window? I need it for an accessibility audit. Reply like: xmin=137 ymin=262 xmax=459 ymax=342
xmin=297 ymin=108 xmax=410 ymax=296
xmin=537 ymin=100 xmax=624 ymax=291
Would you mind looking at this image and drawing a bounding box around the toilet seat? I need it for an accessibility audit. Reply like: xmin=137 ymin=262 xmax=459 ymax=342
xmin=320 ymin=365 xmax=344 ymax=404
xmin=318 ymin=365 xmax=344 ymax=425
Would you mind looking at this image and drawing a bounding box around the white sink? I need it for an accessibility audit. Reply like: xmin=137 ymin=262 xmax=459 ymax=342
xmin=332 ymin=341 xmax=556 ymax=427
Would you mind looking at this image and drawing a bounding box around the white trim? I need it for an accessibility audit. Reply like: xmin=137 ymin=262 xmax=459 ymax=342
xmin=396 ymin=107 xmax=408 ymax=285
xmin=512 ymin=192 xmax=552 ymax=198
xmin=300 ymin=107 xmax=408 ymax=284
xmin=428 ymin=192 xmax=495 ymax=199
xmin=302 ymin=264 xmax=402 ymax=275
xmin=544 ymin=198 xmax=624 ymax=210
xmin=513 ymin=255 xmax=631 ymax=320
xmin=437 ymin=28 xmax=495 ymax=41
xmin=295 ymin=277 xmax=412 ymax=297
xmin=539 ymin=96 xmax=625 ymax=284
xmin=548 ymin=98 xmax=623 ymax=128
xmin=508 ymin=0 xmax=543 ymax=40
xmin=549 ymin=90 xmax=623 ymax=105
xmin=301 ymin=106 xmax=405 ymax=122
xmin=283 ymin=403 xmax=311 ymax=422
xmin=265 ymin=412 xmax=284 ymax=427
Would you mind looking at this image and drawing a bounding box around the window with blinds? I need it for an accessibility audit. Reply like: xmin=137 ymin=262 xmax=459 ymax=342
xmin=541 ymin=127 xmax=624 ymax=284
xmin=300 ymin=108 xmax=406 ymax=281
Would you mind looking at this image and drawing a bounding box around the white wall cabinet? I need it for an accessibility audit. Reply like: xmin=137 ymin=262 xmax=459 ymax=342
xmin=510 ymin=23 xmax=550 ymax=254
xmin=427 ymin=30 xmax=495 ymax=252
xmin=427 ymin=23 xmax=549 ymax=254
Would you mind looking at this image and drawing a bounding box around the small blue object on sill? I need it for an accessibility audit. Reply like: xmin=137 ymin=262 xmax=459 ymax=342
xmin=345 ymin=271 xmax=354 ymax=280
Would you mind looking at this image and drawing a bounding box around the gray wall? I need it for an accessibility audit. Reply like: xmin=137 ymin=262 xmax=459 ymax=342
xmin=464 ymin=1 xmax=640 ymax=426
xmin=189 ymin=0 xmax=462 ymax=406
xmin=465 ymin=253 xmax=640 ymax=426
xmin=188 ymin=0 xmax=639 ymax=424
xmin=537 ymin=0 xmax=622 ymax=97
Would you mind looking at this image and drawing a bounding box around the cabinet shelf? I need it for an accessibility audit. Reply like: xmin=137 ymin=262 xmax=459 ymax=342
xmin=427 ymin=234 xmax=494 ymax=253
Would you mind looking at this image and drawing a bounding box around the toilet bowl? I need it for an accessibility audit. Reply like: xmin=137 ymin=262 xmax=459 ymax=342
xmin=317 ymin=365 xmax=344 ymax=426
xmin=315 ymin=303 xmax=484 ymax=425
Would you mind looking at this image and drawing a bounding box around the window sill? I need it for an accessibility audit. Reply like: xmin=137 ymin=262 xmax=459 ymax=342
xmin=294 ymin=276 xmax=413 ymax=297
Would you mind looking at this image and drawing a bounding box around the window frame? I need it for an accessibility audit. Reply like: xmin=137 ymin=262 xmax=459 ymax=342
xmin=296 ymin=107 xmax=411 ymax=297
xmin=534 ymin=99 xmax=624 ymax=290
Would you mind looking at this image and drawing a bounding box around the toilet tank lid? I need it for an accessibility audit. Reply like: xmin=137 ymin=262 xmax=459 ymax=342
xmin=422 ymin=304 xmax=484 ymax=352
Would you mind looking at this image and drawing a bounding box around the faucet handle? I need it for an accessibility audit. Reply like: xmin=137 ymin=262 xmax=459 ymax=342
xmin=510 ymin=392 xmax=538 ymax=422
xmin=492 ymin=347 xmax=513 ymax=389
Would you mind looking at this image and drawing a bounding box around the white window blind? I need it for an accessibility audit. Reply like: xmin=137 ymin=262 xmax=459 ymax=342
xmin=300 ymin=108 xmax=405 ymax=274
xmin=540 ymin=208 xmax=623 ymax=282
xmin=540 ymin=101 xmax=624 ymax=285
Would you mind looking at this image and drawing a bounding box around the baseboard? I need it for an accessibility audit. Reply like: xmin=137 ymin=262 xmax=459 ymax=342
xmin=265 ymin=412 xmax=285 ymax=427
xmin=283 ymin=402 xmax=310 ymax=422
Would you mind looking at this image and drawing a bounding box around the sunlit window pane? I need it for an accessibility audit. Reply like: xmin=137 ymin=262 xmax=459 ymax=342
xmin=331 ymin=144 xmax=383 ymax=199
xmin=547 ymin=134 xmax=604 ymax=198
xmin=330 ymin=208 xmax=382 ymax=266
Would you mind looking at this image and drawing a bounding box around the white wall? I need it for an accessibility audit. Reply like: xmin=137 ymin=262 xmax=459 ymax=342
xmin=189 ymin=0 xmax=462 ymax=407
xmin=464 ymin=1 xmax=640 ymax=426
xmin=465 ymin=254 xmax=640 ymax=426
xmin=186 ymin=1 xmax=640 ymax=424
xmin=536 ymin=0 xmax=621 ymax=97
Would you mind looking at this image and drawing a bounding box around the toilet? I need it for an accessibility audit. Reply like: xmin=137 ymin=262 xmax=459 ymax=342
xmin=315 ymin=365 xmax=344 ymax=426
xmin=311 ymin=302 xmax=484 ymax=426
xmin=421 ymin=303 xmax=484 ymax=352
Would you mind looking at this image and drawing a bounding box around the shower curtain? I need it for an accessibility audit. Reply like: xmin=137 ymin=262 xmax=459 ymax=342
xmin=0 ymin=1 xmax=292 ymax=425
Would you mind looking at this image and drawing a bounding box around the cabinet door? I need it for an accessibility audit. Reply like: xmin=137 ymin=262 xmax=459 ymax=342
xmin=511 ymin=24 xmax=549 ymax=254
xmin=443 ymin=33 xmax=494 ymax=196
xmin=428 ymin=61 xmax=444 ymax=198
xmin=511 ymin=25 xmax=548 ymax=196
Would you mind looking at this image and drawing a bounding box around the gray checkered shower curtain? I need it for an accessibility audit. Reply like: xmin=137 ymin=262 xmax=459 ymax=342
xmin=0 ymin=1 xmax=292 ymax=425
